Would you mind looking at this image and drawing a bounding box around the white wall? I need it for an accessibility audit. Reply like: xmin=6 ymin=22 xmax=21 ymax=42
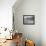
xmin=0 ymin=0 xmax=16 ymax=30
xmin=13 ymin=0 xmax=41 ymax=46
xmin=41 ymin=0 xmax=46 ymax=46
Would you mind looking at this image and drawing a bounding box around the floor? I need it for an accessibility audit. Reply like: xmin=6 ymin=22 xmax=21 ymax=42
xmin=0 ymin=39 xmax=16 ymax=46
xmin=0 ymin=33 xmax=23 ymax=46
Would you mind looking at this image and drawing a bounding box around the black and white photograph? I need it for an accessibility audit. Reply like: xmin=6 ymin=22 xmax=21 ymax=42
xmin=23 ymin=15 xmax=35 ymax=25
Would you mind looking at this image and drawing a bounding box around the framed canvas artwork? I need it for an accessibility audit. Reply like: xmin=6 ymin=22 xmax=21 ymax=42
xmin=23 ymin=15 xmax=35 ymax=25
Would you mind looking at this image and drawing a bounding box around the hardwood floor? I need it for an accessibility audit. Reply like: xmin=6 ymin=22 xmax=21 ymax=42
xmin=0 ymin=33 xmax=23 ymax=46
xmin=0 ymin=39 xmax=16 ymax=46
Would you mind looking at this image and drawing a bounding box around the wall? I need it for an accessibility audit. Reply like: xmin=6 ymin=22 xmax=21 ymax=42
xmin=0 ymin=0 xmax=16 ymax=30
xmin=41 ymin=0 xmax=46 ymax=46
xmin=13 ymin=0 xmax=41 ymax=46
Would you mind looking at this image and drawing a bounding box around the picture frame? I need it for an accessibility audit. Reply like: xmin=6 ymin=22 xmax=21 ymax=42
xmin=23 ymin=15 xmax=35 ymax=25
